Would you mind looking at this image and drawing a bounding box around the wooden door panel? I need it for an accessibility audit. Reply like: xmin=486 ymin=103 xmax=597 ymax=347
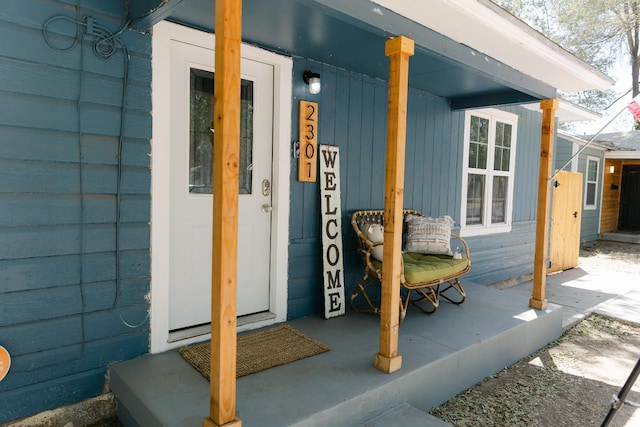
xmin=549 ymin=171 xmax=582 ymax=273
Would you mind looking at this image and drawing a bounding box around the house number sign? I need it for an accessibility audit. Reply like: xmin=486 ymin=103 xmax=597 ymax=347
xmin=319 ymin=144 xmax=345 ymax=319
xmin=298 ymin=100 xmax=318 ymax=182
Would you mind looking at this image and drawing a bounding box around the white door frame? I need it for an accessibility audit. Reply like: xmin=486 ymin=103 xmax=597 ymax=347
xmin=150 ymin=21 xmax=291 ymax=353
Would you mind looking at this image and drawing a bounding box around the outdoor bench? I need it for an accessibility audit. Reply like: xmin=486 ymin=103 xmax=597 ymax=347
xmin=350 ymin=209 xmax=470 ymax=322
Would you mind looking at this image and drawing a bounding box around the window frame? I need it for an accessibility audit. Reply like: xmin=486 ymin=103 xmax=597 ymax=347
xmin=460 ymin=108 xmax=518 ymax=237
xmin=583 ymin=155 xmax=600 ymax=210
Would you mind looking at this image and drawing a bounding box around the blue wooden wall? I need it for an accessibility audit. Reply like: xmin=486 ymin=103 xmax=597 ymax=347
xmin=555 ymin=137 xmax=604 ymax=242
xmin=0 ymin=1 xmax=151 ymax=422
xmin=0 ymin=3 xmax=550 ymax=420
xmin=287 ymin=58 xmax=544 ymax=319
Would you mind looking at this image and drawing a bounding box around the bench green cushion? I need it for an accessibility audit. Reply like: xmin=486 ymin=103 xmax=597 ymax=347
xmin=372 ymin=253 xmax=469 ymax=284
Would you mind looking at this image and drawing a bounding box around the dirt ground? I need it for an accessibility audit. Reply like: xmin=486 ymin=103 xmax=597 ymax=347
xmin=431 ymin=240 xmax=640 ymax=427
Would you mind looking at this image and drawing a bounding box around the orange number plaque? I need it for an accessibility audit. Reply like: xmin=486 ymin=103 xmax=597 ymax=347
xmin=298 ymin=100 xmax=318 ymax=182
xmin=0 ymin=345 xmax=10 ymax=382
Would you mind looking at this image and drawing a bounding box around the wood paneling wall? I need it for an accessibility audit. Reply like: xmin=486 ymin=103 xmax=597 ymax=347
xmin=0 ymin=1 xmax=151 ymax=422
xmin=287 ymin=58 xmax=546 ymax=319
xmin=601 ymin=159 xmax=640 ymax=233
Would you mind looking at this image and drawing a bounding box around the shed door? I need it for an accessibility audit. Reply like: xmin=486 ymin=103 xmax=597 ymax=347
xmin=619 ymin=165 xmax=640 ymax=231
xmin=549 ymin=171 xmax=583 ymax=273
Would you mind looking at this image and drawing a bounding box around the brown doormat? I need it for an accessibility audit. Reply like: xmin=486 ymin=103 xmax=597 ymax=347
xmin=179 ymin=324 xmax=330 ymax=379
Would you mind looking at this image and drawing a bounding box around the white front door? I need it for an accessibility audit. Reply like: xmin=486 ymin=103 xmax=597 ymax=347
xmin=167 ymin=38 xmax=273 ymax=332
xmin=151 ymin=21 xmax=291 ymax=352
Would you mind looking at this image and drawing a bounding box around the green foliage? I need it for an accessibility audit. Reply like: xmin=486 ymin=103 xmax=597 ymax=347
xmin=497 ymin=0 xmax=640 ymax=114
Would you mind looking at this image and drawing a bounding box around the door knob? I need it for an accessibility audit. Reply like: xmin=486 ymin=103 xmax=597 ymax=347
xmin=261 ymin=204 xmax=273 ymax=213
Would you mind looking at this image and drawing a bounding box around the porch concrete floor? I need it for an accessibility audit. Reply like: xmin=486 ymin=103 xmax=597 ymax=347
xmin=110 ymin=283 xmax=563 ymax=427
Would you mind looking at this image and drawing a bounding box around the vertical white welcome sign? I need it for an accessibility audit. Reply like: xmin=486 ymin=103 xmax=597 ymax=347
xmin=319 ymin=145 xmax=345 ymax=319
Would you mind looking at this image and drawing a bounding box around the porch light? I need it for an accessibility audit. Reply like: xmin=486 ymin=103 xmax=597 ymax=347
xmin=609 ymin=165 xmax=615 ymax=174
xmin=303 ymin=70 xmax=321 ymax=94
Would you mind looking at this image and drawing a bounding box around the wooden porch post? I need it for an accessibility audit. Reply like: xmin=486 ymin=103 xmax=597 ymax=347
xmin=204 ymin=0 xmax=243 ymax=426
xmin=374 ymin=36 xmax=414 ymax=374
xmin=530 ymin=98 xmax=558 ymax=311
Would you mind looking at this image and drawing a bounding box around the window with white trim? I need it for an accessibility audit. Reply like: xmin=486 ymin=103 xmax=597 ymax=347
xmin=584 ymin=156 xmax=600 ymax=210
xmin=461 ymin=109 xmax=518 ymax=236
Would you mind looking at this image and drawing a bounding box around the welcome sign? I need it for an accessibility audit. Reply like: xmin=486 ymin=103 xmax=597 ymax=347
xmin=319 ymin=145 xmax=345 ymax=319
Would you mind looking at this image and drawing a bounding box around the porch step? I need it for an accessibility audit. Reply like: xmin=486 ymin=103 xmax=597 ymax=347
xmin=360 ymin=402 xmax=450 ymax=427
xmin=599 ymin=232 xmax=640 ymax=244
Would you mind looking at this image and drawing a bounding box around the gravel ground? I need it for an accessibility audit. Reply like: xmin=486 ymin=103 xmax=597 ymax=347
xmin=430 ymin=240 xmax=640 ymax=427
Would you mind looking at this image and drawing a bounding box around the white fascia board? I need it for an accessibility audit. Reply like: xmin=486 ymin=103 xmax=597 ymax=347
xmin=605 ymin=151 xmax=640 ymax=159
xmin=558 ymin=130 xmax=609 ymax=152
xmin=521 ymin=99 xmax=602 ymax=122
xmin=371 ymin=0 xmax=614 ymax=92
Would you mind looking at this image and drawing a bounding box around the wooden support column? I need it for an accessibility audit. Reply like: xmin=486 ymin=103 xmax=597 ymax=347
xmin=530 ymin=98 xmax=558 ymax=311
xmin=374 ymin=36 xmax=414 ymax=374
xmin=204 ymin=0 xmax=243 ymax=426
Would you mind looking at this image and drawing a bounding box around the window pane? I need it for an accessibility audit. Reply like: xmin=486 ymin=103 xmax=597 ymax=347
xmin=478 ymin=143 xmax=487 ymax=169
xmin=588 ymin=159 xmax=598 ymax=181
xmin=469 ymin=143 xmax=478 ymax=168
xmin=469 ymin=116 xmax=489 ymax=169
xmin=189 ymin=69 xmax=214 ymax=194
xmin=492 ymin=176 xmax=508 ymax=223
xmin=586 ymin=182 xmax=596 ymax=205
xmin=239 ymin=80 xmax=254 ymax=194
xmin=493 ymin=121 xmax=512 ymax=172
xmin=466 ymin=174 xmax=485 ymax=225
xmin=189 ymin=69 xmax=254 ymax=194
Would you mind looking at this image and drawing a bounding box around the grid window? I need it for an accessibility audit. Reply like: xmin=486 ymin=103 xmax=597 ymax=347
xmin=584 ymin=156 xmax=600 ymax=209
xmin=461 ymin=109 xmax=518 ymax=236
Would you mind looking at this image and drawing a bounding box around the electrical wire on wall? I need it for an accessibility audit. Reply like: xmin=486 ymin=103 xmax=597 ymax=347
xmin=42 ymin=6 xmax=134 ymax=329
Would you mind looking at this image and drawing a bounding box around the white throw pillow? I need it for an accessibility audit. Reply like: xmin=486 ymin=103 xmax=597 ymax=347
xmin=360 ymin=222 xmax=384 ymax=261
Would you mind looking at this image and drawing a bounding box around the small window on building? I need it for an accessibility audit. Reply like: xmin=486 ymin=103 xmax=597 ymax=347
xmin=461 ymin=109 xmax=518 ymax=236
xmin=584 ymin=156 xmax=600 ymax=210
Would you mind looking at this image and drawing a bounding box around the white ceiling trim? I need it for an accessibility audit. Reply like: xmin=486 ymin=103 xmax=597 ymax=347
xmin=522 ymin=99 xmax=602 ymax=122
xmin=606 ymin=151 xmax=640 ymax=159
xmin=371 ymin=0 xmax=614 ymax=93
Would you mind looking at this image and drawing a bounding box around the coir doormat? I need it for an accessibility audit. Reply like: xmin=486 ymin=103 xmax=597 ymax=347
xmin=179 ymin=324 xmax=330 ymax=379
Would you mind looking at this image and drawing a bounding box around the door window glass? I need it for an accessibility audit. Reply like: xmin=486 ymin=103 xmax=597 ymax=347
xmin=189 ymin=69 xmax=254 ymax=194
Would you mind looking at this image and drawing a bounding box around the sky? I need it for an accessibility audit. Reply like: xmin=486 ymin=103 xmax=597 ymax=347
xmin=567 ymin=50 xmax=635 ymax=136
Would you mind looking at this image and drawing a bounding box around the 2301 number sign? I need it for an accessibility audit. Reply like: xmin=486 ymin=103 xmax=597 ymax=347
xmin=298 ymin=100 xmax=318 ymax=182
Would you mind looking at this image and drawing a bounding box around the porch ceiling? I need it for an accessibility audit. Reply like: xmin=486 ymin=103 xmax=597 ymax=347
xmin=141 ymin=0 xmax=580 ymax=110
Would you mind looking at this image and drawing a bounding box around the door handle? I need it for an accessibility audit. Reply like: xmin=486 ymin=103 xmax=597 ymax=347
xmin=261 ymin=204 xmax=273 ymax=213
xmin=573 ymin=211 xmax=578 ymax=218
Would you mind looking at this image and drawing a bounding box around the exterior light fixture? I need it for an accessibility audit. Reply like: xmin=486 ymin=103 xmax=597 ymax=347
xmin=303 ymin=70 xmax=321 ymax=94
xmin=609 ymin=165 xmax=615 ymax=174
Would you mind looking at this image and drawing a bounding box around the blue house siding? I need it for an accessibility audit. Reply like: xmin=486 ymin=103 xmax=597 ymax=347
xmin=287 ymin=57 xmax=544 ymax=319
xmin=555 ymin=136 xmax=604 ymax=243
xmin=555 ymin=136 xmax=575 ymax=171
xmin=577 ymin=146 xmax=605 ymax=242
xmin=0 ymin=1 xmax=151 ymax=422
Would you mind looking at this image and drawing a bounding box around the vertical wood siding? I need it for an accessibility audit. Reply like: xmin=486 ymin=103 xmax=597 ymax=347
xmin=0 ymin=1 xmax=151 ymax=422
xmin=601 ymin=159 xmax=622 ymax=232
xmin=288 ymin=58 xmax=544 ymax=319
